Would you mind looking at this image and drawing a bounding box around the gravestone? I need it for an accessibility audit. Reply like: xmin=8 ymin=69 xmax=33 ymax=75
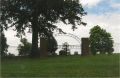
xmin=81 ymin=38 xmax=91 ymax=56
xmin=40 ymin=38 xmax=48 ymax=57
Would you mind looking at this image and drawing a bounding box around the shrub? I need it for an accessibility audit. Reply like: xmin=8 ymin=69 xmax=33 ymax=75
xmin=59 ymin=50 xmax=67 ymax=55
xmin=7 ymin=53 xmax=15 ymax=57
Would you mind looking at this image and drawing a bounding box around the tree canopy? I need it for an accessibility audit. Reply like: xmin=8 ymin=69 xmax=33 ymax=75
xmin=1 ymin=0 xmax=86 ymax=57
xmin=1 ymin=0 xmax=86 ymax=32
xmin=90 ymin=25 xmax=114 ymax=55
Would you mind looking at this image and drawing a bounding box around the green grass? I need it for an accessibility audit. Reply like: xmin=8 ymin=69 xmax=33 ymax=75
xmin=1 ymin=54 xmax=120 ymax=78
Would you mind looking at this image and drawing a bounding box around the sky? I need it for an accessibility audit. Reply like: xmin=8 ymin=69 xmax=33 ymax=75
xmin=5 ymin=0 xmax=120 ymax=55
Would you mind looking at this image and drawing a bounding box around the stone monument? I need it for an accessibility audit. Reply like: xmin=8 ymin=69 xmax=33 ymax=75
xmin=40 ymin=37 xmax=48 ymax=57
xmin=81 ymin=38 xmax=91 ymax=56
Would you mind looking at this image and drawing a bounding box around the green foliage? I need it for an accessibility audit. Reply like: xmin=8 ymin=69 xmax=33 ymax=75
xmin=90 ymin=25 xmax=114 ymax=55
xmin=1 ymin=0 xmax=86 ymax=31
xmin=1 ymin=54 xmax=119 ymax=77
xmin=59 ymin=50 xmax=67 ymax=55
xmin=18 ymin=38 xmax=31 ymax=56
xmin=1 ymin=32 xmax=9 ymax=57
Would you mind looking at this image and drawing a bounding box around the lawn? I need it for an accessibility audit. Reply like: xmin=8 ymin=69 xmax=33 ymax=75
xmin=1 ymin=54 xmax=120 ymax=78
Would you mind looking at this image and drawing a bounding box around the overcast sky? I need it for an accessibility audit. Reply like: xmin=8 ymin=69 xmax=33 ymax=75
xmin=5 ymin=0 xmax=120 ymax=55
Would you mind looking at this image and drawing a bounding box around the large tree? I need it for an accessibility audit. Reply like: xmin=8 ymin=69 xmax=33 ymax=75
xmin=1 ymin=0 xmax=86 ymax=57
xmin=90 ymin=25 xmax=114 ymax=55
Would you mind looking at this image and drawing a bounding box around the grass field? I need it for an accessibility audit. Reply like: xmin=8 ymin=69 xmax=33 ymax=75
xmin=1 ymin=54 xmax=120 ymax=78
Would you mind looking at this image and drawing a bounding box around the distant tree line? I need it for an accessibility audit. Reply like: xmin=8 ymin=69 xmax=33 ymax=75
xmin=1 ymin=25 xmax=114 ymax=57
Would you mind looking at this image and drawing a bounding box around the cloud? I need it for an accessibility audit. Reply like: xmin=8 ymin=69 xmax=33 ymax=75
xmin=82 ymin=13 xmax=120 ymax=43
xmin=80 ymin=0 xmax=103 ymax=7
xmin=55 ymin=13 xmax=120 ymax=44
xmin=81 ymin=0 xmax=120 ymax=15
xmin=55 ymin=12 xmax=120 ymax=53
xmin=111 ymin=3 xmax=120 ymax=8
xmin=5 ymin=30 xmax=20 ymax=46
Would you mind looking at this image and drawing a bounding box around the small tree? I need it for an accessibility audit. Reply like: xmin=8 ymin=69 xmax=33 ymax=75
xmin=59 ymin=42 xmax=70 ymax=55
xmin=1 ymin=32 xmax=9 ymax=57
xmin=18 ymin=38 xmax=31 ymax=56
xmin=90 ymin=25 xmax=114 ymax=55
xmin=62 ymin=42 xmax=70 ymax=53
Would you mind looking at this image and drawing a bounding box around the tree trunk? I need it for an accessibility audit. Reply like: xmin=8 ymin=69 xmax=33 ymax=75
xmin=30 ymin=17 xmax=39 ymax=57
xmin=29 ymin=1 xmax=40 ymax=58
xmin=30 ymin=26 xmax=39 ymax=57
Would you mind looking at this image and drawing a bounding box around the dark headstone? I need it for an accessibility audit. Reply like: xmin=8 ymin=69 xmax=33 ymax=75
xmin=81 ymin=38 xmax=90 ymax=56
xmin=40 ymin=38 xmax=48 ymax=57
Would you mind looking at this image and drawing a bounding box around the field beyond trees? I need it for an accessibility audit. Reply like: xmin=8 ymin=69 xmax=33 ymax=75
xmin=1 ymin=54 xmax=120 ymax=78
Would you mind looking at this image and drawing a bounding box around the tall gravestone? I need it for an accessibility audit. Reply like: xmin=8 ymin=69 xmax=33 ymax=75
xmin=40 ymin=38 xmax=48 ymax=57
xmin=81 ymin=38 xmax=91 ymax=56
